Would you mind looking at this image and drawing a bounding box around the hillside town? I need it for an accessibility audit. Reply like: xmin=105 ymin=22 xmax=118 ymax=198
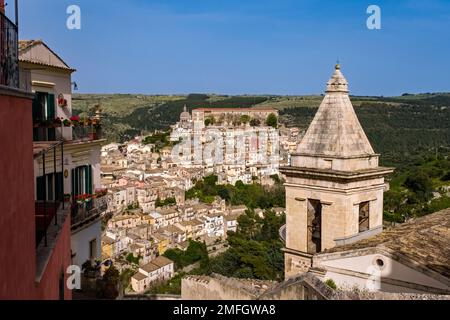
xmin=1 ymin=0 xmax=449 ymax=303
xmin=99 ymin=107 xmax=293 ymax=293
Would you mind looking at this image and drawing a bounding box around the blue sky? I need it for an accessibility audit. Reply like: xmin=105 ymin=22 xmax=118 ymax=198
xmin=10 ymin=0 xmax=450 ymax=95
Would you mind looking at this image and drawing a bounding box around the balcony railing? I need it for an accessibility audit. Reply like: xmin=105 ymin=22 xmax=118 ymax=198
xmin=33 ymin=141 xmax=65 ymax=248
xmin=33 ymin=121 xmax=103 ymax=143
xmin=0 ymin=11 xmax=19 ymax=88
xmin=71 ymin=195 xmax=107 ymax=230
xmin=72 ymin=125 xmax=103 ymax=142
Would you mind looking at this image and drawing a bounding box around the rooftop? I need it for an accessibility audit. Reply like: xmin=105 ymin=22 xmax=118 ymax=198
xmin=140 ymin=256 xmax=173 ymax=273
xmin=132 ymin=272 xmax=147 ymax=281
xmin=193 ymin=108 xmax=277 ymax=112
xmin=296 ymin=65 xmax=375 ymax=159
xmin=19 ymin=40 xmax=76 ymax=72
xmin=323 ymin=208 xmax=450 ymax=279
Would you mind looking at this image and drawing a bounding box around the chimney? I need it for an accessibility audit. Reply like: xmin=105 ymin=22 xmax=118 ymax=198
xmin=0 ymin=0 xmax=5 ymax=14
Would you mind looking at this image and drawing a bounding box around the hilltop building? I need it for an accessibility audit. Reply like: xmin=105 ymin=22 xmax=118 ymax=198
xmin=170 ymin=107 xmax=280 ymax=184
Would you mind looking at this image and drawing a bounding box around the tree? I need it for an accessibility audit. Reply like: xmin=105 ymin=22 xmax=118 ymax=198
xmin=96 ymin=265 xmax=120 ymax=299
xmin=240 ymin=115 xmax=251 ymax=124
xmin=266 ymin=113 xmax=278 ymax=128
xmin=204 ymin=117 xmax=216 ymax=127
xmin=404 ymin=170 xmax=433 ymax=201
xmin=250 ymin=118 xmax=261 ymax=127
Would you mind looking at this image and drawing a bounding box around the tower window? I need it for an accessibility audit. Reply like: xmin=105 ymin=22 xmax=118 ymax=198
xmin=359 ymin=201 xmax=370 ymax=232
xmin=307 ymin=199 xmax=322 ymax=253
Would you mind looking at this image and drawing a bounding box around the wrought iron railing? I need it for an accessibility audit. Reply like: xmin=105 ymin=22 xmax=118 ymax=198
xmin=71 ymin=195 xmax=108 ymax=228
xmin=0 ymin=11 xmax=19 ymax=88
xmin=72 ymin=125 xmax=102 ymax=142
xmin=32 ymin=122 xmax=103 ymax=142
xmin=34 ymin=141 xmax=66 ymax=248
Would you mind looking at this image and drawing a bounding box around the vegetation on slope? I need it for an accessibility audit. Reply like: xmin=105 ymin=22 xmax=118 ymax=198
xmin=186 ymin=175 xmax=285 ymax=209
xmin=73 ymin=93 xmax=269 ymax=142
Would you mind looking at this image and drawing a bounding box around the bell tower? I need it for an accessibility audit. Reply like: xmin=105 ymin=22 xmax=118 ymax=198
xmin=280 ymin=65 xmax=393 ymax=278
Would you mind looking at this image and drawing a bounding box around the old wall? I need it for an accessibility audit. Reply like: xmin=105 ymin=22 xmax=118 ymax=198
xmin=35 ymin=214 xmax=73 ymax=300
xmin=0 ymin=89 xmax=36 ymax=299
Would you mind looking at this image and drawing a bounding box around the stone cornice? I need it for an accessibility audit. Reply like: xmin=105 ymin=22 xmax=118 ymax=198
xmin=280 ymin=166 xmax=394 ymax=183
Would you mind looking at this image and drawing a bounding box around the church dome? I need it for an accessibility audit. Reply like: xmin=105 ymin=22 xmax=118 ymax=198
xmin=180 ymin=105 xmax=190 ymax=121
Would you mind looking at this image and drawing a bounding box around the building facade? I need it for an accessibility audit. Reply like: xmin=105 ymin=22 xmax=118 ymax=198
xmin=18 ymin=40 xmax=106 ymax=269
xmin=0 ymin=6 xmax=72 ymax=299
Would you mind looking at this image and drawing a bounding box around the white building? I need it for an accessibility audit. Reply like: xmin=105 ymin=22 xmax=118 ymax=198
xmin=21 ymin=40 xmax=105 ymax=268
xmin=202 ymin=214 xmax=225 ymax=238
xmin=131 ymin=256 xmax=175 ymax=293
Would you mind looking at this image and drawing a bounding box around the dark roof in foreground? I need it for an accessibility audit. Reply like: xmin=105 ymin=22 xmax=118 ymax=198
xmin=324 ymin=208 xmax=450 ymax=279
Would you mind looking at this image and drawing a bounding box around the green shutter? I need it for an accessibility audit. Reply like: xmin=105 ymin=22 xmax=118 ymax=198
xmin=32 ymin=96 xmax=41 ymax=121
xmin=55 ymin=172 xmax=63 ymax=201
xmin=47 ymin=93 xmax=55 ymax=119
xmin=86 ymin=166 xmax=93 ymax=194
xmin=36 ymin=176 xmax=45 ymax=201
xmin=72 ymin=168 xmax=78 ymax=197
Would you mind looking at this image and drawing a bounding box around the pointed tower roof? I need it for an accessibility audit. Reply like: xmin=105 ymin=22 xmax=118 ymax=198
xmin=297 ymin=65 xmax=375 ymax=158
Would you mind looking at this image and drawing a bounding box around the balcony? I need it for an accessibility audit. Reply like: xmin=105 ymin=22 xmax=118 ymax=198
xmin=0 ymin=11 xmax=19 ymax=88
xmin=33 ymin=141 xmax=66 ymax=248
xmin=71 ymin=194 xmax=108 ymax=232
xmin=33 ymin=119 xmax=103 ymax=143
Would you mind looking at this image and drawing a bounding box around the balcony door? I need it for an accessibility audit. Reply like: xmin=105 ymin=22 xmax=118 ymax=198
xmin=33 ymin=91 xmax=56 ymax=141
xmin=36 ymin=172 xmax=63 ymax=202
xmin=71 ymin=165 xmax=93 ymax=198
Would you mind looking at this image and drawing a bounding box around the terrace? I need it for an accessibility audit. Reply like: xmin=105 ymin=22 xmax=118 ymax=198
xmin=33 ymin=118 xmax=103 ymax=143
xmin=33 ymin=141 xmax=71 ymax=282
xmin=33 ymin=141 xmax=67 ymax=248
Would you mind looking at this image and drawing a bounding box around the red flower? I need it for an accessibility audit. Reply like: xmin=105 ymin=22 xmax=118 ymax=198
xmin=70 ymin=115 xmax=80 ymax=122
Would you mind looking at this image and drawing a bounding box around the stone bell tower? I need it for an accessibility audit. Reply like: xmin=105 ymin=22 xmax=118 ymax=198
xmin=280 ymin=64 xmax=393 ymax=278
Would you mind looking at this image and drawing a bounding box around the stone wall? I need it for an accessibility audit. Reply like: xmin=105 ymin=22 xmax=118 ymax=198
xmin=181 ymin=274 xmax=275 ymax=300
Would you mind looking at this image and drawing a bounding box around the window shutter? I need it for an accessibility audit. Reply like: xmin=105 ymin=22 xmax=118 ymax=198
xmin=55 ymin=172 xmax=63 ymax=201
xmin=36 ymin=176 xmax=45 ymax=201
xmin=32 ymin=95 xmax=41 ymax=121
xmin=72 ymin=168 xmax=78 ymax=197
xmin=86 ymin=166 xmax=93 ymax=194
xmin=47 ymin=93 xmax=55 ymax=119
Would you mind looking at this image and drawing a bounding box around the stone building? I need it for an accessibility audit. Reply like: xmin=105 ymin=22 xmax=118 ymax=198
xmin=280 ymin=65 xmax=393 ymax=278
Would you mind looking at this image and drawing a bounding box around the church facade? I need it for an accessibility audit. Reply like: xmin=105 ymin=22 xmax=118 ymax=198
xmin=280 ymin=65 xmax=393 ymax=278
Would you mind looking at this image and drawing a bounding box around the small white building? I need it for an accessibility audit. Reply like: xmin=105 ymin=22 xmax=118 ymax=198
xmin=131 ymin=256 xmax=174 ymax=293
xmin=202 ymin=214 xmax=225 ymax=238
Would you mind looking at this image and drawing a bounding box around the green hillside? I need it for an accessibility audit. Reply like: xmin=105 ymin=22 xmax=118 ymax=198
xmin=73 ymin=92 xmax=450 ymax=166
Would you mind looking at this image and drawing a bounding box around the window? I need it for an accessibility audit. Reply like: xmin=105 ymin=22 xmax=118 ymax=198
xmin=71 ymin=165 xmax=93 ymax=197
xmin=307 ymin=199 xmax=322 ymax=253
xmin=33 ymin=92 xmax=56 ymax=141
xmin=359 ymin=201 xmax=370 ymax=233
xmin=36 ymin=172 xmax=63 ymax=201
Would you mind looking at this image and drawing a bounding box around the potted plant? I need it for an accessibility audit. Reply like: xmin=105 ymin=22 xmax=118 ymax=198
xmin=63 ymin=119 xmax=72 ymax=127
xmin=70 ymin=115 xmax=80 ymax=126
xmin=76 ymin=193 xmax=92 ymax=205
